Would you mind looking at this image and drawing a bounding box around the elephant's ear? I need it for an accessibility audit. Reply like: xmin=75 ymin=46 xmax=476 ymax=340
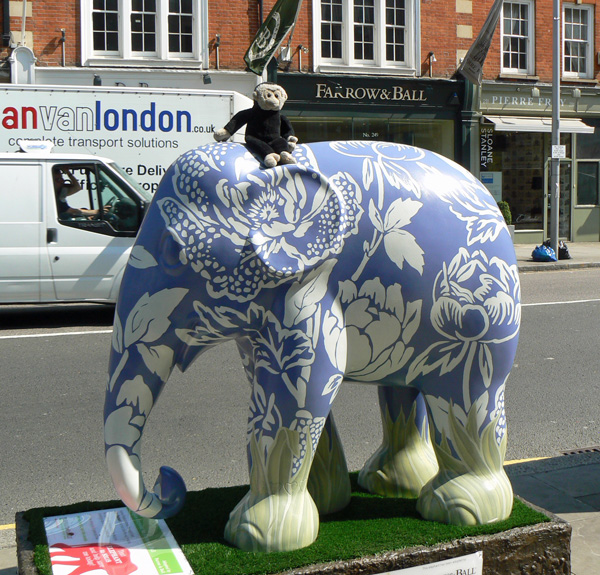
xmin=247 ymin=165 xmax=364 ymax=277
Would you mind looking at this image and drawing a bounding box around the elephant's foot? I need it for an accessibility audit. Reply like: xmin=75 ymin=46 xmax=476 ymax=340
xmin=224 ymin=486 xmax=319 ymax=552
xmin=308 ymin=415 xmax=351 ymax=515
xmin=225 ymin=427 xmax=319 ymax=552
xmin=416 ymin=468 xmax=513 ymax=525
xmin=358 ymin=404 xmax=438 ymax=498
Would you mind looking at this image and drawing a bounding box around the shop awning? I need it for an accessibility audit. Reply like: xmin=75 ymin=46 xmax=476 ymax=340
xmin=483 ymin=115 xmax=595 ymax=134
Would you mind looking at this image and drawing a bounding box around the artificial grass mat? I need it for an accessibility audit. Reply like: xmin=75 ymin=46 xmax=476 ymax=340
xmin=25 ymin=474 xmax=550 ymax=575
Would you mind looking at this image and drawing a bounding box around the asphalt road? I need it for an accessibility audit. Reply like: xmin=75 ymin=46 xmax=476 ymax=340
xmin=0 ymin=268 xmax=599 ymax=530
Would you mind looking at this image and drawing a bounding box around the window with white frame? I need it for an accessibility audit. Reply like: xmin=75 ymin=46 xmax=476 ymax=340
xmin=314 ymin=0 xmax=418 ymax=73
xmin=82 ymin=0 xmax=200 ymax=64
xmin=501 ymin=0 xmax=534 ymax=75
xmin=563 ymin=4 xmax=594 ymax=79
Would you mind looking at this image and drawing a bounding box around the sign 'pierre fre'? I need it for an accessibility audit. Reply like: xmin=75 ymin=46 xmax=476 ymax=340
xmin=0 ymin=86 xmax=252 ymax=192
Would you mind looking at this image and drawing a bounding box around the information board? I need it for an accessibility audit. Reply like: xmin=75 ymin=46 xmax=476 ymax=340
xmin=44 ymin=507 xmax=193 ymax=575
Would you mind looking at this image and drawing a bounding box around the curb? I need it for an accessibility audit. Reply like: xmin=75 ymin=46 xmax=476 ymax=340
xmin=518 ymin=261 xmax=600 ymax=273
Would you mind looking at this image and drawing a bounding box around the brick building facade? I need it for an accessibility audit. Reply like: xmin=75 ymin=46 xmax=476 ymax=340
xmin=2 ymin=0 xmax=600 ymax=241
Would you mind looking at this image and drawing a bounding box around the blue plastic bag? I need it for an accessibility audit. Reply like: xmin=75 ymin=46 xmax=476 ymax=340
xmin=531 ymin=244 xmax=557 ymax=262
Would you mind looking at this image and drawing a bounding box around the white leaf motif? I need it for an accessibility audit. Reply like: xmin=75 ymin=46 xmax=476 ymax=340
xmin=283 ymin=260 xmax=337 ymax=327
xmin=368 ymin=199 xmax=384 ymax=232
xmin=104 ymin=406 xmax=140 ymax=448
xmin=124 ymin=288 xmax=189 ymax=348
xmin=383 ymin=198 xmax=423 ymax=231
xmin=129 ymin=246 xmax=158 ymax=269
xmin=112 ymin=313 xmax=124 ymax=354
xmin=137 ymin=344 xmax=175 ymax=382
xmin=117 ymin=375 xmax=154 ymax=416
xmin=383 ymin=229 xmax=425 ymax=274
xmin=362 ymin=158 xmax=375 ymax=190
xmin=322 ymin=374 xmax=344 ymax=404
xmin=108 ymin=350 xmax=129 ymax=393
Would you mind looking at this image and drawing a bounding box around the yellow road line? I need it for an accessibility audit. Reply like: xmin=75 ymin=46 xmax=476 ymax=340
xmin=0 ymin=523 xmax=15 ymax=530
xmin=505 ymin=456 xmax=551 ymax=465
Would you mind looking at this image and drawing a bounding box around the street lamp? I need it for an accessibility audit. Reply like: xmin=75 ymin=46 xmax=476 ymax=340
xmin=549 ymin=0 xmax=561 ymax=256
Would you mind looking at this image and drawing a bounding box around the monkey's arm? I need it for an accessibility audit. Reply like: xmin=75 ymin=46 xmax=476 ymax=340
xmin=214 ymin=108 xmax=254 ymax=141
xmin=280 ymin=114 xmax=298 ymax=150
xmin=280 ymin=114 xmax=295 ymax=140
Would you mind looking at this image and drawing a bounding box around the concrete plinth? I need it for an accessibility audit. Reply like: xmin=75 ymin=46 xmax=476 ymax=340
xmin=15 ymin=497 xmax=570 ymax=575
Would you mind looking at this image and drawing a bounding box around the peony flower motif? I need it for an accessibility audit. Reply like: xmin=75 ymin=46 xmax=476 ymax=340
xmin=407 ymin=249 xmax=520 ymax=408
xmin=159 ymin=149 xmax=363 ymax=302
xmin=323 ymin=278 xmax=421 ymax=381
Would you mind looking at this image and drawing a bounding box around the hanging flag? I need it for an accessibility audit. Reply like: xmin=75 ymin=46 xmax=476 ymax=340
xmin=458 ymin=0 xmax=504 ymax=84
xmin=244 ymin=0 xmax=303 ymax=75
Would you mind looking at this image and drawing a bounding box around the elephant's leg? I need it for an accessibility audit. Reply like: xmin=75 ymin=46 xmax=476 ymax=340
xmin=308 ymin=412 xmax=351 ymax=514
xmin=224 ymin=362 xmax=342 ymax=552
xmin=358 ymin=386 xmax=438 ymax=498
xmin=239 ymin=339 xmax=351 ymax=516
xmin=416 ymin=358 xmax=513 ymax=525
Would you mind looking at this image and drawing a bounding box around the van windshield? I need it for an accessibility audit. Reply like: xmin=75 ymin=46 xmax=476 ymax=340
xmin=53 ymin=163 xmax=146 ymax=235
xmin=108 ymin=162 xmax=154 ymax=202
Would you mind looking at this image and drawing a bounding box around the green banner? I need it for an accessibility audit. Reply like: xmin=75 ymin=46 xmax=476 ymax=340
xmin=244 ymin=0 xmax=303 ymax=75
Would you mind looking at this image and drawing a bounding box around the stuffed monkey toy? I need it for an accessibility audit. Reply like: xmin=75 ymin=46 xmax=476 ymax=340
xmin=214 ymin=82 xmax=298 ymax=168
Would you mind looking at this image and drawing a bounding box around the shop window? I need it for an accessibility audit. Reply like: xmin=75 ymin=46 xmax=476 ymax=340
xmin=501 ymin=0 xmax=534 ymax=75
xmin=480 ymin=129 xmax=542 ymax=230
xmin=290 ymin=117 xmax=354 ymax=143
xmin=576 ymin=162 xmax=599 ymax=205
xmin=575 ymin=118 xmax=600 ymax=159
xmin=82 ymin=0 xmax=201 ymax=65
xmin=288 ymin=116 xmax=454 ymax=160
xmin=313 ymin=0 xmax=418 ymax=74
xmin=563 ymin=4 xmax=594 ymax=79
xmin=388 ymin=119 xmax=454 ymax=160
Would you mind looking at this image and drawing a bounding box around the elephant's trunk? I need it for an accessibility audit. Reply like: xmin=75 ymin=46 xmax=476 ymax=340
xmin=104 ymin=443 xmax=186 ymax=519
xmin=104 ymin=366 xmax=186 ymax=519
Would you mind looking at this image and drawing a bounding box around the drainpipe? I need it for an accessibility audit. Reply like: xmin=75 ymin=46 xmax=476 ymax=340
xmin=21 ymin=0 xmax=27 ymax=44
xmin=60 ymin=28 xmax=65 ymax=66
xmin=2 ymin=0 xmax=10 ymax=47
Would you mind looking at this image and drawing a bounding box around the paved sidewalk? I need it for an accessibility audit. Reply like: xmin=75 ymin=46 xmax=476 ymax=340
xmin=0 ymin=545 xmax=17 ymax=575
xmin=507 ymin=451 xmax=600 ymax=575
xmin=514 ymin=241 xmax=600 ymax=272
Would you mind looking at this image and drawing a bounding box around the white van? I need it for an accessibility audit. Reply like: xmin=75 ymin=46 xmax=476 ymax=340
xmin=0 ymin=141 xmax=153 ymax=304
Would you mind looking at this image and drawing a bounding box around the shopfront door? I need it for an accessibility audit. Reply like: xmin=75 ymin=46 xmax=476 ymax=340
xmin=545 ymin=159 xmax=572 ymax=240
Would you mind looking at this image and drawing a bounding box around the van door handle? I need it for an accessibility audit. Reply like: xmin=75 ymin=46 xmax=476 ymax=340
xmin=47 ymin=228 xmax=57 ymax=243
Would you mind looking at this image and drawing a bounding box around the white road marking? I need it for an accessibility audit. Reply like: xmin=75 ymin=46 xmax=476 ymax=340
xmin=0 ymin=329 xmax=112 ymax=340
xmin=521 ymin=298 xmax=600 ymax=307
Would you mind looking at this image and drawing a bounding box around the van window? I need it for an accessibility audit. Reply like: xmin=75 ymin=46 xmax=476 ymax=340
xmin=53 ymin=164 xmax=142 ymax=236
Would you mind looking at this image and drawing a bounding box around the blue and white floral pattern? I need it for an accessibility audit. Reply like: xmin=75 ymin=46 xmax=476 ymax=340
xmin=104 ymin=141 xmax=521 ymax=552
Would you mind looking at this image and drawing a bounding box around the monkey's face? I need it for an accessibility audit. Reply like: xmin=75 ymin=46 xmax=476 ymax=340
xmin=254 ymin=83 xmax=288 ymax=111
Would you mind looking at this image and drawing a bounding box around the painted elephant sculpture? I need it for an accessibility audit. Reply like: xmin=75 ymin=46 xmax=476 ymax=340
xmin=104 ymin=141 xmax=520 ymax=553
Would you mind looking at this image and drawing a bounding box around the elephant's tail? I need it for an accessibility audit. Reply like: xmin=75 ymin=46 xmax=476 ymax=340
xmin=105 ymin=445 xmax=187 ymax=520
